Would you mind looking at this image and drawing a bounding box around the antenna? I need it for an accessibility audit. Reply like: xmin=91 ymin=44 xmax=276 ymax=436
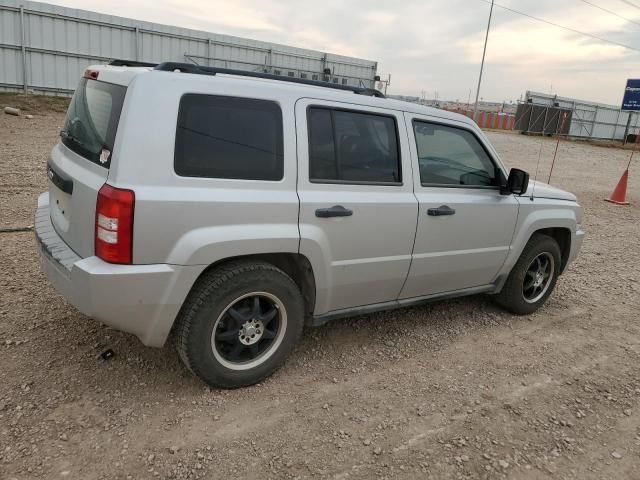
xmin=530 ymin=129 xmax=545 ymax=201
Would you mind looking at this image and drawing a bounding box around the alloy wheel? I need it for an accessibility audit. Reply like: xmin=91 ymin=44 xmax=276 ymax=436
xmin=522 ymin=252 xmax=555 ymax=304
xmin=211 ymin=292 xmax=287 ymax=371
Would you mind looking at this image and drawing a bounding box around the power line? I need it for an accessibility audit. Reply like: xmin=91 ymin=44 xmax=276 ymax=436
xmin=619 ymin=0 xmax=640 ymax=10
xmin=476 ymin=0 xmax=640 ymax=53
xmin=579 ymin=0 xmax=640 ymax=27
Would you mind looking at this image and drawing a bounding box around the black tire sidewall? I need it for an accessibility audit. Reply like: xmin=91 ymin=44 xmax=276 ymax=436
xmin=185 ymin=265 xmax=304 ymax=388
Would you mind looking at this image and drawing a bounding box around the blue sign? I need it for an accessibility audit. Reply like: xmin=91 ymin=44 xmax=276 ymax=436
xmin=622 ymin=79 xmax=640 ymax=111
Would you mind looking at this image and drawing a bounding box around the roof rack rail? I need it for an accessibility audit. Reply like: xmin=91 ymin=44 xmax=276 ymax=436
xmin=153 ymin=62 xmax=385 ymax=98
xmin=108 ymin=59 xmax=158 ymax=67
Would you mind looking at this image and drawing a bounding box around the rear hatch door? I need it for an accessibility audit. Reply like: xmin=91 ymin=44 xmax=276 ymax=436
xmin=48 ymin=76 xmax=126 ymax=258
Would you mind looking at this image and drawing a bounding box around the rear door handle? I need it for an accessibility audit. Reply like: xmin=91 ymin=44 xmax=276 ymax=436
xmin=427 ymin=205 xmax=456 ymax=216
xmin=315 ymin=205 xmax=353 ymax=218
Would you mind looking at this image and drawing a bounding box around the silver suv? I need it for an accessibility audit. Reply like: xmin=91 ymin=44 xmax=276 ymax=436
xmin=35 ymin=62 xmax=584 ymax=388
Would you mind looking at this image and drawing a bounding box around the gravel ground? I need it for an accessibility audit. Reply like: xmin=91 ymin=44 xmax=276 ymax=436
xmin=1 ymin=97 xmax=640 ymax=480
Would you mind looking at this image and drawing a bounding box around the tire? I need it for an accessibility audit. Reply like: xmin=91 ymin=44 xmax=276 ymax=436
xmin=495 ymin=233 xmax=562 ymax=315
xmin=174 ymin=260 xmax=305 ymax=388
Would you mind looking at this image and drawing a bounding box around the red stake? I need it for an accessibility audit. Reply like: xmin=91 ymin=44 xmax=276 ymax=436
xmin=548 ymin=112 xmax=568 ymax=184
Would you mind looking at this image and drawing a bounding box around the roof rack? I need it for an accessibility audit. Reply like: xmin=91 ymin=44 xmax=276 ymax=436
xmin=153 ymin=62 xmax=385 ymax=98
xmin=108 ymin=59 xmax=158 ymax=67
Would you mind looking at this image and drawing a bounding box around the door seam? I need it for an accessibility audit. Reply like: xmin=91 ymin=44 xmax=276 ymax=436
xmin=396 ymin=110 xmax=420 ymax=299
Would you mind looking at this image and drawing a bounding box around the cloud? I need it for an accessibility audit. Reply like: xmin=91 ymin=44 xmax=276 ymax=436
xmin=166 ymin=0 xmax=283 ymax=32
xmin=52 ymin=0 xmax=640 ymax=104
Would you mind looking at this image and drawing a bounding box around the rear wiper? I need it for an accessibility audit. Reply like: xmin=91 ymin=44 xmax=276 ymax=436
xmin=60 ymin=129 xmax=87 ymax=148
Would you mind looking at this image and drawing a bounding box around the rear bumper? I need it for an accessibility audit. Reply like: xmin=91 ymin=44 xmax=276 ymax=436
xmin=35 ymin=192 xmax=202 ymax=347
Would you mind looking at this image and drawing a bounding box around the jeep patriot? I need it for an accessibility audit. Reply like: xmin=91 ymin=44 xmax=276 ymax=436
xmin=35 ymin=62 xmax=584 ymax=388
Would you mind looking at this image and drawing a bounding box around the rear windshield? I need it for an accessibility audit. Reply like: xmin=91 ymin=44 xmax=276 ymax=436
xmin=60 ymin=78 xmax=126 ymax=168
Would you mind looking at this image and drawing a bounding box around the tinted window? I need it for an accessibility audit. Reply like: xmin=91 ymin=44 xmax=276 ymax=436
xmin=175 ymin=95 xmax=284 ymax=181
xmin=413 ymin=121 xmax=499 ymax=187
xmin=61 ymin=78 xmax=126 ymax=168
xmin=308 ymin=107 xmax=400 ymax=183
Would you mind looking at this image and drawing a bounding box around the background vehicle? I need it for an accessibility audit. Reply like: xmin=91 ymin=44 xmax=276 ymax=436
xmin=35 ymin=62 xmax=584 ymax=388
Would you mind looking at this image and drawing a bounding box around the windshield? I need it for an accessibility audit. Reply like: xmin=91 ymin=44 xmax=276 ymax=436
xmin=61 ymin=78 xmax=126 ymax=168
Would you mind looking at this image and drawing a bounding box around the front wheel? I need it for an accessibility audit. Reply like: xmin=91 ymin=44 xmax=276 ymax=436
xmin=174 ymin=260 xmax=305 ymax=388
xmin=495 ymin=234 xmax=562 ymax=315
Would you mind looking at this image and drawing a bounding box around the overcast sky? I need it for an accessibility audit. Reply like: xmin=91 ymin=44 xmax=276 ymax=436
xmin=54 ymin=0 xmax=639 ymax=105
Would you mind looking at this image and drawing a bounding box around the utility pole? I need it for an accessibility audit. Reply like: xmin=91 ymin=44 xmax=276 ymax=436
xmin=473 ymin=0 xmax=494 ymax=122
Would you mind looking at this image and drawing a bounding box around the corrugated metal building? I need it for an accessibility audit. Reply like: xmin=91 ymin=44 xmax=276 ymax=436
xmin=0 ymin=0 xmax=379 ymax=95
xmin=521 ymin=91 xmax=640 ymax=141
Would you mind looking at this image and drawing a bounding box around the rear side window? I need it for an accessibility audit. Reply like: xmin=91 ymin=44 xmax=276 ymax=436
xmin=175 ymin=95 xmax=284 ymax=181
xmin=61 ymin=78 xmax=126 ymax=168
xmin=308 ymin=107 xmax=401 ymax=184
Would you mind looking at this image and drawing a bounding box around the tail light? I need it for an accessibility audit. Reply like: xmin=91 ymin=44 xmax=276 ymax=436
xmin=95 ymin=184 xmax=135 ymax=264
xmin=84 ymin=69 xmax=99 ymax=80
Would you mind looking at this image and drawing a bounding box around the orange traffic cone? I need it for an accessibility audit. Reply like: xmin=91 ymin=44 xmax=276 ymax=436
xmin=604 ymin=169 xmax=630 ymax=205
xmin=605 ymin=150 xmax=634 ymax=205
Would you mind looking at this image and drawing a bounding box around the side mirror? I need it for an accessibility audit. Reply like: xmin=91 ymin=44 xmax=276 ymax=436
xmin=501 ymin=168 xmax=529 ymax=195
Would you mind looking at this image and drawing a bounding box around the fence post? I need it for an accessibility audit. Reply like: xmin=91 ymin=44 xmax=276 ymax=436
xmin=613 ymin=109 xmax=621 ymax=140
xmin=623 ymin=112 xmax=633 ymax=146
xmin=134 ymin=27 xmax=140 ymax=61
xmin=526 ymin=104 xmax=534 ymax=133
xmin=321 ymin=53 xmax=327 ymax=80
xmin=19 ymin=6 xmax=28 ymax=94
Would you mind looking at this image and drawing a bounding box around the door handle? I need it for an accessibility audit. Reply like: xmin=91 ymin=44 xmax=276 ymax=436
xmin=427 ymin=205 xmax=456 ymax=216
xmin=315 ymin=205 xmax=353 ymax=218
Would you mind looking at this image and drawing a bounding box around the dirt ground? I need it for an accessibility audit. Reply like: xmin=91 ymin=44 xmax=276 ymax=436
xmin=1 ymin=95 xmax=639 ymax=480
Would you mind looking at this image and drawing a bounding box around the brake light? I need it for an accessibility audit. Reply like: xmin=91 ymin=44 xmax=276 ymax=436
xmin=95 ymin=184 xmax=135 ymax=264
xmin=84 ymin=69 xmax=99 ymax=80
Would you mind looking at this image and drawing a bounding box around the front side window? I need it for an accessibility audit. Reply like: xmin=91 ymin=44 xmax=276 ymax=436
xmin=413 ymin=121 xmax=499 ymax=187
xmin=308 ymin=107 xmax=400 ymax=184
xmin=175 ymin=95 xmax=284 ymax=181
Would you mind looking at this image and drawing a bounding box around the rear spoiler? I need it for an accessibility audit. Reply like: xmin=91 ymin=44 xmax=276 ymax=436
xmin=108 ymin=59 xmax=157 ymax=67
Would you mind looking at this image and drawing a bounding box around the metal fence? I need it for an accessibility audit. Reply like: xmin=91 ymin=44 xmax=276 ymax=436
xmin=0 ymin=0 xmax=378 ymax=96
xmin=518 ymin=91 xmax=640 ymax=141
xmin=514 ymin=103 xmax=572 ymax=136
xmin=442 ymin=107 xmax=515 ymax=131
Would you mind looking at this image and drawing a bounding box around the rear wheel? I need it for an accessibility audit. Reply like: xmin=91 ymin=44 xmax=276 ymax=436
xmin=495 ymin=234 xmax=561 ymax=315
xmin=174 ymin=260 xmax=305 ymax=388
